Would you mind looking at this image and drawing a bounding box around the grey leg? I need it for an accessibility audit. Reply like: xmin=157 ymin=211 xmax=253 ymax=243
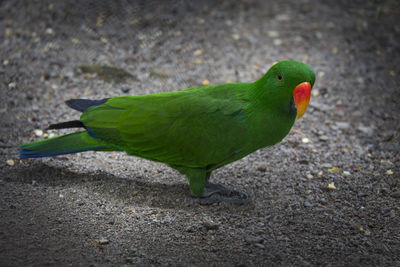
xmin=189 ymin=180 xmax=249 ymax=205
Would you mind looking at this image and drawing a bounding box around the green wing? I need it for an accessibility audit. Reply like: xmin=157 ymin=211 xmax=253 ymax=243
xmin=81 ymin=83 xmax=251 ymax=169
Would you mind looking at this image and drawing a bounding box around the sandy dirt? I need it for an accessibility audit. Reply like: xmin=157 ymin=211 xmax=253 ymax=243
xmin=1 ymin=0 xmax=400 ymax=266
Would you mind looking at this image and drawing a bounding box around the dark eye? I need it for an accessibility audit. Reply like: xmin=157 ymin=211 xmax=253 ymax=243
xmin=277 ymin=74 xmax=283 ymax=81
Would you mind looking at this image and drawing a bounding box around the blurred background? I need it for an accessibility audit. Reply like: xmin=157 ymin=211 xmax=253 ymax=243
xmin=1 ymin=0 xmax=399 ymax=266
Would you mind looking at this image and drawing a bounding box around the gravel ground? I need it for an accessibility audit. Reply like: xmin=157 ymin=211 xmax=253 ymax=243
xmin=1 ymin=0 xmax=400 ymax=266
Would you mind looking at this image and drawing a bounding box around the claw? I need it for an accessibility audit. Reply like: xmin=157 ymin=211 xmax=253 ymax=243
xmin=188 ymin=182 xmax=249 ymax=205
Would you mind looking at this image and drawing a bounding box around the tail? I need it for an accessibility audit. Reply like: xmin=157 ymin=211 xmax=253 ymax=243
xmin=19 ymin=131 xmax=112 ymax=159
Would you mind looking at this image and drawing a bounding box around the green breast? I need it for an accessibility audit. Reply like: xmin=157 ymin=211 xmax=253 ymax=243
xmin=247 ymin=105 xmax=297 ymax=152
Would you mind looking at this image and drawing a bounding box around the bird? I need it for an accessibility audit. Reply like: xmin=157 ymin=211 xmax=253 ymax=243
xmin=20 ymin=60 xmax=316 ymax=204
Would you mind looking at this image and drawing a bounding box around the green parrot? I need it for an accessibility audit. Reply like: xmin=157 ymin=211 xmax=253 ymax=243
xmin=20 ymin=60 xmax=315 ymax=204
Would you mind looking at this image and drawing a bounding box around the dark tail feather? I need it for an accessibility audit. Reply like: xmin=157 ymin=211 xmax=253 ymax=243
xmin=66 ymin=98 xmax=109 ymax=112
xmin=47 ymin=98 xmax=109 ymax=130
xmin=47 ymin=120 xmax=85 ymax=130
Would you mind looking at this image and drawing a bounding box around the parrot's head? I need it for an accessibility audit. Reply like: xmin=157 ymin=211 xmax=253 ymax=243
xmin=256 ymin=60 xmax=316 ymax=120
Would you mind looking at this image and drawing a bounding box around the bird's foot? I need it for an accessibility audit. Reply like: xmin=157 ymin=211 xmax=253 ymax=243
xmin=189 ymin=182 xmax=249 ymax=205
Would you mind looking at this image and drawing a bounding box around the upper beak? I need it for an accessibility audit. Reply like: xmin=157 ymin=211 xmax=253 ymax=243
xmin=293 ymin=82 xmax=311 ymax=120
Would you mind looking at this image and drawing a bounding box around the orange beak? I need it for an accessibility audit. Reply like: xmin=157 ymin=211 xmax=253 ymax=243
xmin=293 ymin=82 xmax=311 ymax=120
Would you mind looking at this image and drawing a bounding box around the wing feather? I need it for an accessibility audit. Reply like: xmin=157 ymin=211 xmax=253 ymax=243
xmin=80 ymin=83 xmax=250 ymax=168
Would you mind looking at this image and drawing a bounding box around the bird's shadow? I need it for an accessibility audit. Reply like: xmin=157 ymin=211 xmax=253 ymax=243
xmin=6 ymin=162 xmax=252 ymax=212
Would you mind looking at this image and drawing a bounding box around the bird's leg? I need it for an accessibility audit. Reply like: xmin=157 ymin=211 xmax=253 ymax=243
xmin=199 ymin=181 xmax=249 ymax=205
xmin=186 ymin=168 xmax=207 ymax=197
xmin=188 ymin=171 xmax=249 ymax=205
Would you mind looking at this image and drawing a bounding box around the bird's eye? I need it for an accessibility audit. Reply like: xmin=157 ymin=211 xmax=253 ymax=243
xmin=277 ymin=74 xmax=283 ymax=81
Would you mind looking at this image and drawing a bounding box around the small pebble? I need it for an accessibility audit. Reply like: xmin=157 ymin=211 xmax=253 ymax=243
xmin=99 ymin=238 xmax=109 ymax=245
xmin=306 ymin=174 xmax=313 ymax=179
xmin=335 ymin=121 xmax=350 ymax=130
xmin=256 ymin=165 xmax=266 ymax=172
xmin=254 ymin=243 xmax=265 ymax=249
xmin=276 ymin=14 xmax=289 ymax=21
xmin=304 ymin=201 xmax=313 ymax=208
xmin=301 ymin=137 xmax=310 ymax=144
xmin=6 ymin=159 xmax=15 ymax=166
xmin=294 ymin=36 xmax=302 ymax=42
xmin=232 ymin=34 xmax=240 ymax=40
xmin=273 ymin=38 xmax=283 ymax=46
xmin=185 ymin=225 xmax=196 ymax=232
xmin=193 ymin=49 xmax=202 ymax=56
xmin=8 ymin=82 xmax=16 ymax=89
xmin=202 ymin=221 xmax=219 ymax=230
xmin=321 ymin=163 xmax=332 ymax=168
xmin=319 ymin=135 xmax=329 ymax=141
xmin=34 ymin=129 xmax=43 ymax=137
xmin=343 ymin=171 xmax=351 ymax=177
xmin=121 ymin=87 xmax=131 ymax=93
xmin=45 ymin=28 xmax=54 ymax=35
xmin=267 ymin=31 xmax=279 ymax=38
xmin=357 ymin=124 xmax=373 ymax=135
xmin=194 ymin=58 xmax=202 ymax=64
xmin=5 ymin=28 xmax=12 ymax=37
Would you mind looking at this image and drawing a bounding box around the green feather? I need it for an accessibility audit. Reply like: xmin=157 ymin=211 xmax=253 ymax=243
xmin=19 ymin=131 xmax=112 ymax=158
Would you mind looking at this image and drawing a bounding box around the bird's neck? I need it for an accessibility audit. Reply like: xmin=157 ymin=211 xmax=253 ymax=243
xmin=246 ymin=82 xmax=296 ymax=149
